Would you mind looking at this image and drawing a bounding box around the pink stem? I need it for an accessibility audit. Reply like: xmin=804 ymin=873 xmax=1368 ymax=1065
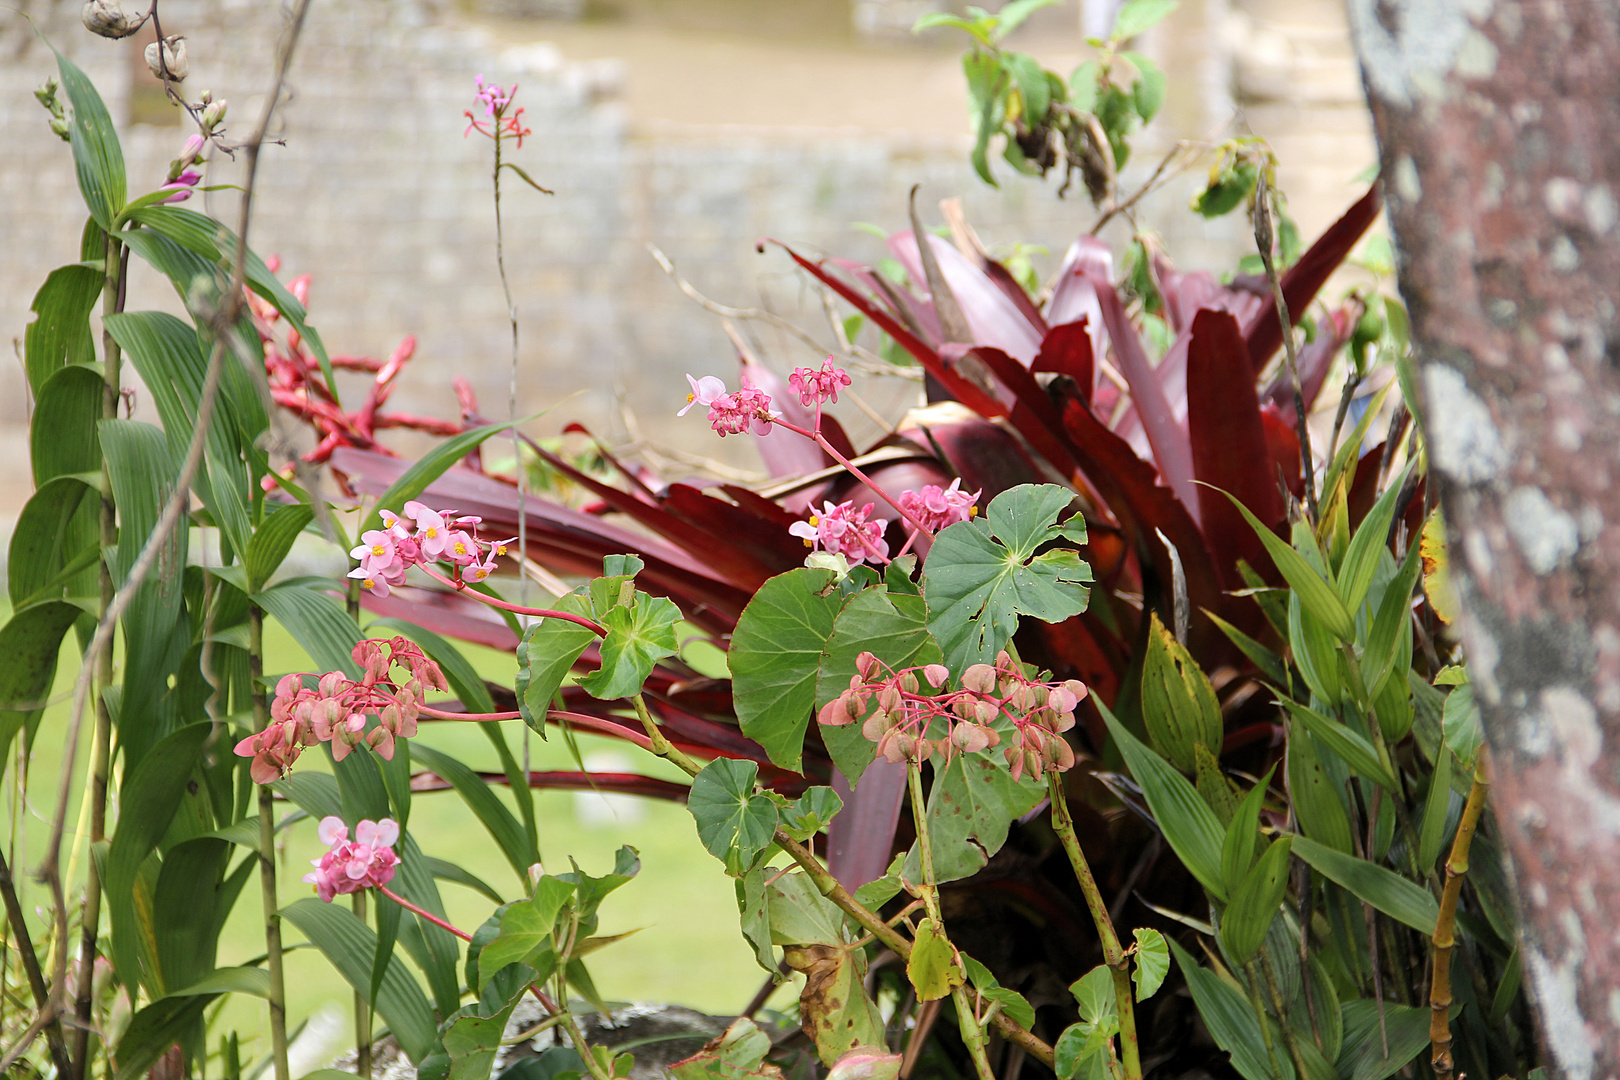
xmin=376 ymin=885 xmax=471 ymax=941
xmin=548 ymin=710 xmax=656 ymax=752
xmin=418 ymin=704 xmax=523 ymax=722
xmin=893 ymin=528 xmax=922 ymax=560
xmin=770 ymin=416 xmax=934 ymax=537
xmin=417 ymin=565 xmax=606 ymax=635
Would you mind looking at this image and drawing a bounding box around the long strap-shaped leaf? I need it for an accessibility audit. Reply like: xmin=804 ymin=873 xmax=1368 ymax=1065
xmin=1222 ymin=491 xmax=1356 ymax=641
xmin=1290 ymin=835 xmax=1440 ymax=933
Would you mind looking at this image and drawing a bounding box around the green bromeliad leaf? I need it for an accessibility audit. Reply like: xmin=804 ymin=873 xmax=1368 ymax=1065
xmin=922 ymin=484 xmax=1092 ymax=670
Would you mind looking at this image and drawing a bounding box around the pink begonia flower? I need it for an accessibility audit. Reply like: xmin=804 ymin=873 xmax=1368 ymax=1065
xmin=464 ymin=554 xmax=499 ymax=583
xmin=303 ymin=816 xmax=400 ymax=903
xmin=787 ymin=357 xmax=853 ymax=407
xmin=379 ymin=508 xmax=411 ymax=540
xmin=708 ymin=380 xmax=778 ymax=437
xmin=789 ymin=501 xmax=890 ymax=564
xmin=896 ymin=479 xmax=981 ymax=533
xmin=347 ymin=564 xmax=393 ymax=598
xmin=678 ymin=374 xmax=726 ymax=417
xmin=233 ymin=720 xmax=304 ymax=784
xmin=403 ymin=500 xmax=450 ymax=557
xmin=351 ymin=529 xmax=397 ymax=570
xmin=442 ymin=529 xmax=480 ymax=566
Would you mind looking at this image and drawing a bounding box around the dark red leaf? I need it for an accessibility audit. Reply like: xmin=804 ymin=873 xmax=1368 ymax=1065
xmin=1244 ymin=183 xmax=1383 ymax=372
xmin=1259 ymin=403 xmax=1304 ymax=500
xmin=411 ymin=769 xmax=691 ymax=803
xmin=1187 ymin=309 xmax=1282 ymax=588
xmin=1033 ymin=320 xmax=1095 ymax=404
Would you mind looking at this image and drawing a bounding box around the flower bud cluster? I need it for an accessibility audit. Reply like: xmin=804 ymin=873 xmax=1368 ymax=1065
xmin=790 ymin=500 xmax=890 ymax=565
xmin=233 ymin=637 xmax=449 ymax=782
xmin=464 ymin=75 xmax=532 ymax=147
xmin=304 ymin=816 xmax=400 ymax=903
xmin=787 ymin=356 xmax=852 ymax=408
xmin=817 ymin=650 xmax=1087 ymax=780
xmin=34 ymin=78 xmax=70 ymax=142
xmin=349 ymin=501 xmax=517 ymax=596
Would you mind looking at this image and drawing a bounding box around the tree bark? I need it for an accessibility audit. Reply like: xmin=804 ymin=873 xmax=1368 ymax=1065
xmin=1346 ymin=3 xmax=1620 ymax=1077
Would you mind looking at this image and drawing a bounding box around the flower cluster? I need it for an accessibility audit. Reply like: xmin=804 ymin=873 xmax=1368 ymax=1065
xmin=304 ymin=816 xmax=400 ymax=903
xmin=678 ymin=373 xmax=780 ymax=437
xmin=349 ymin=501 xmax=516 ymax=596
xmin=464 ymin=75 xmax=532 ymax=147
xmin=819 ymin=651 xmax=1087 ymax=780
xmin=896 ymin=479 xmax=981 ymax=533
xmin=788 ymin=357 xmax=853 ymax=408
xmin=790 ymin=500 xmax=890 ymax=565
xmin=233 ymin=637 xmax=449 ymax=782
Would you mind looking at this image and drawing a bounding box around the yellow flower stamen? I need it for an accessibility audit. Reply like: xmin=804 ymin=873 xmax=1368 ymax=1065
xmin=361 ymin=578 xmax=375 ymax=589
xmin=454 ymin=542 xmax=468 ymax=556
xmin=802 ymin=538 xmax=814 ymax=548
xmin=496 ymin=544 xmax=508 ymax=555
xmin=808 ymin=515 xmax=819 ymax=526
xmin=686 ymin=392 xmax=696 ymax=403
xmin=371 ymin=544 xmax=386 ymax=557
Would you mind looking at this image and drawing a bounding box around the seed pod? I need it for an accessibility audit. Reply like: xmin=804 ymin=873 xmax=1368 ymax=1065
xmin=82 ymin=0 xmax=141 ymax=38
xmin=960 ymin=664 xmax=996 ymax=695
xmin=818 ymin=696 xmax=855 ymax=727
xmin=922 ymin=664 xmax=949 ymax=688
xmin=145 ymin=35 xmax=189 ymax=81
xmin=1139 ymin=611 xmax=1223 ymax=772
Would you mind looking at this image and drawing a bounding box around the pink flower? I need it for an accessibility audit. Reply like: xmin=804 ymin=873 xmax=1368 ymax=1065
xmin=351 ymin=529 xmax=397 ymax=569
xmin=442 ymin=529 xmax=479 ymax=566
xmin=176 ymin=133 xmax=205 ymax=167
xmin=787 ymin=356 xmax=853 ymax=407
xmin=897 ymin=479 xmax=981 ymax=533
xmin=233 ymin=718 xmax=306 ymax=784
xmin=347 ymin=565 xmax=393 ymax=598
xmin=708 ymin=380 xmax=778 ymax=437
xmin=303 ymin=816 xmax=400 ymax=902
xmin=404 ymin=501 xmax=450 ymax=557
xmin=789 ymin=500 xmax=890 ymax=564
xmin=157 ymin=183 xmax=193 ymax=204
xmin=678 ymin=374 xmax=727 ymax=417
xmin=464 ymin=553 xmax=499 ymax=582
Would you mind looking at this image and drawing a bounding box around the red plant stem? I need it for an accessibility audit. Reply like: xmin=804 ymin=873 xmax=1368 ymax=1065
xmin=417 ymin=704 xmax=523 ymax=722
xmin=417 ymin=564 xmax=606 ymax=634
xmin=376 ymin=885 xmax=471 ymax=941
xmin=549 ymin=711 xmax=657 ymax=752
xmin=770 ymin=416 xmax=934 ymax=538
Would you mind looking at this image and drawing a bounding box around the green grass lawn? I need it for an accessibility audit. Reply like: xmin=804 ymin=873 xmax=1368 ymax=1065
xmin=2 ymin=583 xmax=782 ymax=1070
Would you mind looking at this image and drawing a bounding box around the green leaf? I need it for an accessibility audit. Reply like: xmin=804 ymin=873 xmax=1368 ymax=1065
xmin=994 ymin=0 xmax=1060 ymax=37
xmin=668 ymin=1017 xmax=783 ymax=1079
xmin=1168 ymin=939 xmax=1284 ymax=1080
xmin=1337 ymin=1000 xmax=1429 ymax=1080
xmin=1138 ymin=611 xmax=1222 ymax=771
xmin=1069 ymin=964 xmax=1116 ymax=1025
xmin=411 ymin=743 xmax=532 ymax=882
xmin=964 ymin=49 xmax=1004 ymax=186
xmin=1053 ymin=1022 xmax=1112 ymax=1080
xmin=474 ymin=877 xmax=575 ymax=987
xmin=1220 ymin=769 xmax=1271 ymax=897
xmin=906 ymin=918 xmax=962 ymax=1001
xmin=1441 ymin=680 xmax=1483 ymax=769
xmin=422 ymin=856 xmax=504 ymax=905
xmin=735 ymin=866 xmax=775 ymax=973
xmin=283 ymin=898 xmax=438 ymax=1063
xmin=731 ymin=567 xmax=842 ymax=773
xmin=245 ymin=503 xmax=313 ymax=592
xmin=113 ymin=994 xmax=214 ymax=1080
xmin=1193 ymin=159 xmax=1259 ymax=219
xmin=1132 ymin=928 xmax=1169 ymax=1000
xmin=1124 ymin=51 xmax=1166 ymax=122
xmin=1005 ymin=52 xmax=1051 ymax=123
xmin=8 ymin=476 xmax=97 ymax=608
xmin=127 ymin=205 xmax=336 ymax=387
xmin=769 ymin=875 xmax=886 ymax=1065
xmin=1205 ymin=610 xmax=1289 ymax=690
xmin=815 ymin=585 xmax=942 ymax=786
xmin=780 ymin=785 xmax=843 ymax=841
xmin=1287 ymin=726 xmax=1355 ymax=853
xmin=1219 ymin=836 xmax=1292 ymax=964
xmin=53 ymin=49 xmax=126 ymax=228
xmin=1336 ymin=463 xmax=1414 ymax=615
xmin=422 ymin=962 xmax=534 ymax=1080
xmin=514 ymin=591 xmax=598 ymax=734
xmin=578 ymin=592 xmax=680 ymax=699
xmin=104 ymin=724 xmax=211 ymax=994
xmin=1097 ymin=696 xmax=1227 ymax=900
xmin=766 ymin=869 xmax=847 ymax=947
xmin=913 ymin=11 xmax=997 ymax=45
xmin=1224 ymin=492 xmax=1354 ymax=640
xmin=1279 ymin=700 xmax=1397 ymax=790
xmin=1362 ymin=544 xmax=1421 ymax=698
xmin=1290 ymin=836 xmax=1439 ymax=933
xmin=24 ymin=263 xmax=102 ymax=395
xmin=256 ymin=580 xmax=363 ymax=676
xmin=902 ymin=751 xmax=1043 ymax=884
xmin=1417 ymin=747 xmax=1455 ymax=873
xmin=0 ymin=600 xmax=83 ymax=764
xmin=984 ymin=985 xmax=1037 ymax=1029
xmin=31 ymin=362 xmax=103 ymax=488
xmin=688 ymin=759 xmax=779 ymax=876
xmin=922 ymin=484 xmax=1091 ymax=670
xmin=1112 ymin=0 xmax=1178 ymax=39
xmin=1289 ymin=590 xmax=1344 ymax=705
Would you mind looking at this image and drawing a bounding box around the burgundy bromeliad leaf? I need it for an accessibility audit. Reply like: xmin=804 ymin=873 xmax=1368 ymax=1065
xmin=887 ymin=231 xmax=1044 ymax=363
xmin=1187 ymin=309 xmax=1283 ymax=589
xmin=1032 ymin=320 xmax=1096 ymax=403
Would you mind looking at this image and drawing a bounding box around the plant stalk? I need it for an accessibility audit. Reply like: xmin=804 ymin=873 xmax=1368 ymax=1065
xmin=0 ymin=847 xmax=73 ymax=1077
xmin=907 ymin=763 xmax=995 ymax=1080
xmin=251 ymin=606 xmax=291 ymax=1080
xmin=352 ymin=889 xmax=372 ymax=1079
xmin=1047 ymin=771 xmax=1143 ymax=1080
xmin=1429 ymin=752 xmax=1490 ymax=1080
xmin=1243 ymin=959 xmax=1287 ymax=1080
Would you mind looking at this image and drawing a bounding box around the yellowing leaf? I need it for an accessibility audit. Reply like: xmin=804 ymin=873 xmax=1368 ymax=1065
xmin=907 ymin=918 xmax=963 ymax=1002
xmin=1420 ymin=507 xmax=1458 ymax=625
